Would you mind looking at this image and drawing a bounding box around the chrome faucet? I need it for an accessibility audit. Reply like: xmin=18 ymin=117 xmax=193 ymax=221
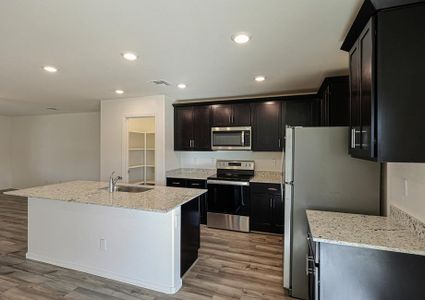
xmin=108 ymin=172 xmax=122 ymax=193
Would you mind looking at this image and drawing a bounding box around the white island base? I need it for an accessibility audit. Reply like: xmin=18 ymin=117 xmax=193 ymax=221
xmin=27 ymin=197 xmax=182 ymax=294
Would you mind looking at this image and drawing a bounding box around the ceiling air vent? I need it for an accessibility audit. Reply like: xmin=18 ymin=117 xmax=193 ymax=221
xmin=150 ymin=80 xmax=171 ymax=86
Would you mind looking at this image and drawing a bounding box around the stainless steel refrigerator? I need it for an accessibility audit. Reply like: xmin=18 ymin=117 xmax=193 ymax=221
xmin=283 ymin=127 xmax=381 ymax=300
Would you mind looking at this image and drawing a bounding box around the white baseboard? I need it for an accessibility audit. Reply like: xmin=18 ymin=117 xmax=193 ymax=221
xmin=26 ymin=252 xmax=182 ymax=294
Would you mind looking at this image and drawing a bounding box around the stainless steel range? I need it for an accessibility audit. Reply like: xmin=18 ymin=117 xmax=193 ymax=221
xmin=206 ymin=160 xmax=254 ymax=232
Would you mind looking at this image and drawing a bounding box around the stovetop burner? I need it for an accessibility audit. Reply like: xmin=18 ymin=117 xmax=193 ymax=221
xmin=207 ymin=160 xmax=255 ymax=182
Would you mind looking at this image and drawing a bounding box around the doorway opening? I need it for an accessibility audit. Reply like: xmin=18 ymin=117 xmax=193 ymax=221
xmin=124 ymin=116 xmax=156 ymax=185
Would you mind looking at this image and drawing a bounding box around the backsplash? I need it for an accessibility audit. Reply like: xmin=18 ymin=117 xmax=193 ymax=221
xmin=385 ymin=163 xmax=425 ymax=223
xmin=390 ymin=205 xmax=425 ymax=240
xmin=178 ymin=151 xmax=284 ymax=172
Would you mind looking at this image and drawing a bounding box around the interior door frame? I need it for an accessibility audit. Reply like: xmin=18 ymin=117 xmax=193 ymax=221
xmin=121 ymin=113 xmax=157 ymax=184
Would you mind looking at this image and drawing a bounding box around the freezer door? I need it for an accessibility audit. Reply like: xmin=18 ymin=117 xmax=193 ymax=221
xmin=283 ymin=182 xmax=293 ymax=289
xmin=285 ymin=127 xmax=294 ymax=183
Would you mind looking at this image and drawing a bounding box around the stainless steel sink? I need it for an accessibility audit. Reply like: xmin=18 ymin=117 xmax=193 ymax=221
xmin=103 ymin=186 xmax=153 ymax=193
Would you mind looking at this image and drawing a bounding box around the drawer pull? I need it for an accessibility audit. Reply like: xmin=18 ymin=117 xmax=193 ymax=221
xmin=267 ymin=187 xmax=278 ymax=191
xmin=172 ymin=182 xmax=181 ymax=185
xmin=190 ymin=183 xmax=201 ymax=186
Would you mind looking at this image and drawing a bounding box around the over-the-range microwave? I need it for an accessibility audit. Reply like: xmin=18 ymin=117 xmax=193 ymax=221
xmin=211 ymin=126 xmax=251 ymax=151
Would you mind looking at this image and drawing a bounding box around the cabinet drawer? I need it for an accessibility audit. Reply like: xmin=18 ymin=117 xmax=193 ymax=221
xmin=166 ymin=178 xmax=186 ymax=187
xmin=251 ymin=183 xmax=282 ymax=195
xmin=186 ymin=179 xmax=206 ymax=189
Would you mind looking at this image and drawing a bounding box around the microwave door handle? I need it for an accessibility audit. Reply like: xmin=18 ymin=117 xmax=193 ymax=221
xmin=241 ymin=131 xmax=245 ymax=146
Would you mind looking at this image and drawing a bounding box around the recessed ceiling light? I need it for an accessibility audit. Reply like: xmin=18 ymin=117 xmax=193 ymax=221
xmin=232 ymin=33 xmax=251 ymax=44
xmin=177 ymin=83 xmax=187 ymax=89
xmin=122 ymin=52 xmax=138 ymax=61
xmin=43 ymin=66 xmax=58 ymax=73
xmin=255 ymin=76 xmax=266 ymax=82
xmin=115 ymin=89 xmax=124 ymax=94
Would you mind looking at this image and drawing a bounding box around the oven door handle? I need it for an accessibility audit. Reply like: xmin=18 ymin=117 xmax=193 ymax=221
xmin=207 ymin=180 xmax=250 ymax=186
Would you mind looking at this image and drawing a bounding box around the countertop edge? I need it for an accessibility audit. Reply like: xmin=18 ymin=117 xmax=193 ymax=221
xmin=311 ymin=236 xmax=425 ymax=257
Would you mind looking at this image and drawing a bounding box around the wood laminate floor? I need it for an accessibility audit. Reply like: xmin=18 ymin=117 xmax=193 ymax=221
xmin=0 ymin=191 xmax=293 ymax=300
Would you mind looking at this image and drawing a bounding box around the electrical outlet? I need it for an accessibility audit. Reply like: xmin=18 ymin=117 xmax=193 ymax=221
xmin=403 ymin=178 xmax=409 ymax=197
xmin=99 ymin=238 xmax=107 ymax=251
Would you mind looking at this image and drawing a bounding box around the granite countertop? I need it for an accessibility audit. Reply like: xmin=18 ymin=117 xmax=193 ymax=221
xmin=166 ymin=168 xmax=216 ymax=180
xmin=250 ymin=171 xmax=283 ymax=184
xmin=5 ymin=181 xmax=206 ymax=213
xmin=306 ymin=210 xmax=425 ymax=256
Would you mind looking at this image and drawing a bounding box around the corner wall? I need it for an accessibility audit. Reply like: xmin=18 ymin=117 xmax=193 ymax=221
xmin=10 ymin=112 xmax=100 ymax=188
xmin=0 ymin=116 xmax=12 ymax=189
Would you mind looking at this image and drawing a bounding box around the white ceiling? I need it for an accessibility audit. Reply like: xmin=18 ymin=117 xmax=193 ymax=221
xmin=0 ymin=0 xmax=362 ymax=116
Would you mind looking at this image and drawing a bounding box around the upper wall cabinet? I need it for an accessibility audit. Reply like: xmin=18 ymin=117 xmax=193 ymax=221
xmin=283 ymin=96 xmax=320 ymax=128
xmin=344 ymin=2 xmax=425 ymax=162
xmin=318 ymin=76 xmax=350 ymax=126
xmin=174 ymin=105 xmax=211 ymax=151
xmin=251 ymin=101 xmax=283 ymax=151
xmin=211 ymin=103 xmax=251 ymax=127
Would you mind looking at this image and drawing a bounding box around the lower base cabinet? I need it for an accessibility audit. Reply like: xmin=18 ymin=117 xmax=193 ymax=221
xmin=250 ymin=183 xmax=284 ymax=234
xmin=308 ymin=230 xmax=425 ymax=300
xmin=180 ymin=197 xmax=200 ymax=277
xmin=166 ymin=178 xmax=208 ymax=225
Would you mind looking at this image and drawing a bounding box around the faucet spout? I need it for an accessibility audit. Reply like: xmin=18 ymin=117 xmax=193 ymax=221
xmin=109 ymin=172 xmax=122 ymax=193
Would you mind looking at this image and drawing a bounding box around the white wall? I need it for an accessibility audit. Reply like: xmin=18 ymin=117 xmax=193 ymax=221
xmin=0 ymin=116 xmax=12 ymax=189
xmin=100 ymin=95 xmax=178 ymax=185
xmin=10 ymin=112 xmax=100 ymax=188
xmin=178 ymin=151 xmax=284 ymax=172
xmin=386 ymin=163 xmax=425 ymax=222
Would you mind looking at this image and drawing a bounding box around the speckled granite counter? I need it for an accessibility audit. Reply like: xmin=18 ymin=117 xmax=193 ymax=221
xmin=250 ymin=171 xmax=283 ymax=184
xmin=166 ymin=168 xmax=216 ymax=180
xmin=306 ymin=210 xmax=425 ymax=256
xmin=5 ymin=181 xmax=206 ymax=213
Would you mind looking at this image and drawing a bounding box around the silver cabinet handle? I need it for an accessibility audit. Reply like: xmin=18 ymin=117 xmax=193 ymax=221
xmin=172 ymin=182 xmax=181 ymax=185
xmin=306 ymin=255 xmax=315 ymax=276
xmin=190 ymin=183 xmax=200 ymax=186
xmin=278 ymin=138 xmax=282 ymax=149
xmin=269 ymin=198 xmax=273 ymax=208
xmin=268 ymin=187 xmax=278 ymax=192
xmin=351 ymin=128 xmax=355 ymax=149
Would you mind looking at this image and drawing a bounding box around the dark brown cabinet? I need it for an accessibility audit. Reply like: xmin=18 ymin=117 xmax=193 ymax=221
xmin=250 ymin=183 xmax=283 ymax=234
xmin=211 ymin=103 xmax=251 ymax=127
xmin=251 ymin=101 xmax=283 ymax=151
xmin=348 ymin=18 xmax=376 ymax=159
xmin=283 ymin=96 xmax=320 ymax=127
xmin=166 ymin=178 xmax=208 ymax=225
xmin=343 ymin=2 xmax=425 ymax=162
xmin=318 ymin=76 xmax=350 ymax=126
xmin=174 ymin=105 xmax=211 ymax=151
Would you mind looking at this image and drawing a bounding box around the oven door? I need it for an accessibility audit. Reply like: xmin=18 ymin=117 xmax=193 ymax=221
xmin=211 ymin=127 xmax=251 ymax=150
xmin=207 ymin=181 xmax=250 ymax=232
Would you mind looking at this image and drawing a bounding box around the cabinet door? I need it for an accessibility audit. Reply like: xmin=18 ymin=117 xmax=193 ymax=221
xmin=192 ymin=106 xmax=211 ymax=150
xmin=359 ymin=19 xmax=375 ymax=158
xmin=349 ymin=41 xmax=362 ymax=153
xmin=284 ymin=99 xmax=320 ymax=127
xmin=272 ymin=194 xmax=284 ymax=234
xmin=166 ymin=178 xmax=186 ymax=187
xmin=250 ymin=193 xmax=273 ymax=232
xmin=187 ymin=180 xmax=208 ymax=225
xmin=252 ymin=101 xmax=282 ymax=151
xmin=174 ymin=107 xmax=193 ymax=150
xmin=211 ymin=104 xmax=232 ymax=127
xmin=232 ymin=103 xmax=251 ymax=126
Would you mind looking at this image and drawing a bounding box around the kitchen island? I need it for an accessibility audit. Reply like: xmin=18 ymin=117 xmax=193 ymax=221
xmin=6 ymin=181 xmax=206 ymax=294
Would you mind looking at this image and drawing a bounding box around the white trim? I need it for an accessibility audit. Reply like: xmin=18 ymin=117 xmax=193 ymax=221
xmin=26 ymin=252 xmax=182 ymax=294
